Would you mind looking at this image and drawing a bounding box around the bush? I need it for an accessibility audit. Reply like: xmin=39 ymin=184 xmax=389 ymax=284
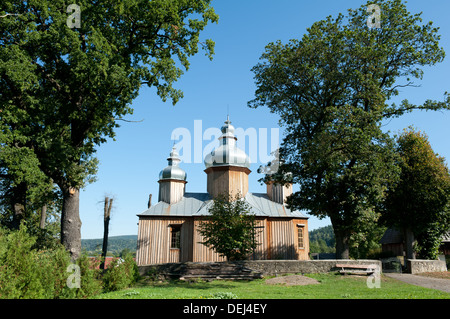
xmin=0 ymin=223 xmax=102 ymax=299
xmin=0 ymin=225 xmax=48 ymax=299
xmin=101 ymin=253 xmax=139 ymax=293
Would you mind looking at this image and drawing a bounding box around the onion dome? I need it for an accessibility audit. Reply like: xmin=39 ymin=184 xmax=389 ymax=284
xmin=204 ymin=116 xmax=251 ymax=169
xmin=159 ymin=146 xmax=187 ymax=181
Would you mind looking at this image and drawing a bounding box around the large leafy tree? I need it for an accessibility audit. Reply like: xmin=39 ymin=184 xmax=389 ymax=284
xmin=249 ymin=0 xmax=449 ymax=258
xmin=382 ymin=128 xmax=450 ymax=260
xmin=0 ymin=0 xmax=218 ymax=259
xmin=198 ymin=193 xmax=258 ymax=261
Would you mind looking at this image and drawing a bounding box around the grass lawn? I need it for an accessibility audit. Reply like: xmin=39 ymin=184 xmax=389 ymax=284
xmin=94 ymin=273 xmax=450 ymax=299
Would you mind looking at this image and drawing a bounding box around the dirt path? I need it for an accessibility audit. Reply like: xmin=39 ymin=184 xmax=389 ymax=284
xmin=385 ymin=273 xmax=450 ymax=293
xmin=265 ymin=274 xmax=320 ymax=286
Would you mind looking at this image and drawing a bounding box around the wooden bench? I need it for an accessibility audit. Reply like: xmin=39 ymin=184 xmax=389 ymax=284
xmin=336 ymin=264 xmax=378 ymax=275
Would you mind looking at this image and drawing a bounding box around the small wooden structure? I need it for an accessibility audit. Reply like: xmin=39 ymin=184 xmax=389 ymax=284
xmin=136 ymin=118 xmax=309 ymax=266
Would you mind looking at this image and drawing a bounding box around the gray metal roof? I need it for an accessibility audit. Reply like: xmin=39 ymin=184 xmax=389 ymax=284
xmin=204 ymin=117 xmax=250 ymax=169
xmin=137 ymin=192 xmax=307 ymax=219
xmin=159 ymin=146 xmax=187 ymax=181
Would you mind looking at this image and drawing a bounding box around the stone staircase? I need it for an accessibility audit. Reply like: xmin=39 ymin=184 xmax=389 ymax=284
xmin=154 ymin=262 xmax=263 ymax=281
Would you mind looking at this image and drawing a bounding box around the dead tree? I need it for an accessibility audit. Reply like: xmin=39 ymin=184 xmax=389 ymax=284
xmin=100 ymin=197 xmax=113 ymax=270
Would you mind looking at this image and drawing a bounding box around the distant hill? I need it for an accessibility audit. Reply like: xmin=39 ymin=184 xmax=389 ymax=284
xmin=81 ymin=235 xmax=138 ymax=256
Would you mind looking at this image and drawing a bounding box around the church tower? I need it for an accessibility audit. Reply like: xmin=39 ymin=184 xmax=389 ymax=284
xmin=204 ymin=117 xmax=251 ymax=198
xmin=263 ymin=150 xmax=293 ymax=204
xmin=158 ymin=146 xmax=187 ymax=204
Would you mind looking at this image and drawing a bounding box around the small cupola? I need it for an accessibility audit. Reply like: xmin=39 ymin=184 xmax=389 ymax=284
xmin=260 ymin=149 xmax=293 ymax=205
xmin=158 ymin=146 xmax=187 ymax=204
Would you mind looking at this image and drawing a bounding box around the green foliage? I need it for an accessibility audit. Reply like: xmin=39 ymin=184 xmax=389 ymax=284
xmin=0 ymin=0 xmax=218 ymax=258
xmin=198 ymin=193 xmax=258 ymax=261
xmin=102 ymin=253 xmax=140 ymax=293
xmin=248 ymin=0 xmax=449 ymax=258
xmin=309 ymin=225 xmax=336 ymax=253
xmin=0 ymin=223 xmax=102 ymax=299
xmin=383 ymin=128 xmax=450 ymax=260
xmin=206 ymin=291 xmax=238 ymax=299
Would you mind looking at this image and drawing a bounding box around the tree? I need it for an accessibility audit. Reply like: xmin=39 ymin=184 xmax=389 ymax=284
xmin=382 ymin=128 xmax=450 ymax=260
xmin=248 ymin=0 xmax=449 ymax=258
xmin=1 ymin=0 xmax=218 ymax=259
xmin=198 ymin=193 xmax=258 ymax=261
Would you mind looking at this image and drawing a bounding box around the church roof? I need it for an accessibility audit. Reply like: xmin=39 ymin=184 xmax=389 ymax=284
xmin=137 ymin=192 xmax=307 ymax=219
xmin=204 ymin=116 xmax=250 ymax=169
xmin=159 ymin=146 xmax=187 ymax=181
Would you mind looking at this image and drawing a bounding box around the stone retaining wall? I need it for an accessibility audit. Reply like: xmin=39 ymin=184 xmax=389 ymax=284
xmin=407 ymin=259 xmax=447 ymax=274
xmin=138 ymin=259 xmax=382 ymax=278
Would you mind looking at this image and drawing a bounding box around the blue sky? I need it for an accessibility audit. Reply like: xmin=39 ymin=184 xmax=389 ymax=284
xmin=79 ymin=0 xmax=450 ymax=239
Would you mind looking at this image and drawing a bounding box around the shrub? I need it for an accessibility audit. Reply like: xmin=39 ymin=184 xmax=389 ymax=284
xmin=0 ymin=224 xmax=47 ymax=298
xmin=73 ymin=254 xmax=103 ymax=298
xmin=0 ymin=223 xmax=102 ymax=299
xmin=102 ymin=253 xmax=139 ymax=292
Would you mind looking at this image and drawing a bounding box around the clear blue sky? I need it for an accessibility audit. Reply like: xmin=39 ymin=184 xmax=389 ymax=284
xmin=79 ymin=0 xmax=450 ymax=239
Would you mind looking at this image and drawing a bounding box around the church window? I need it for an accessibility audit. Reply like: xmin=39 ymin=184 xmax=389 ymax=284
xmin=297 ymin=226 xmax=304 ymax=249
xmin=170 ymin=225 xmax=181 ymax=249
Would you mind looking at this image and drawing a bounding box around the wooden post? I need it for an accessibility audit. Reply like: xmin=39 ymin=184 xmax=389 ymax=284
xmin=100 ymin=197 xmax=113 ymax=270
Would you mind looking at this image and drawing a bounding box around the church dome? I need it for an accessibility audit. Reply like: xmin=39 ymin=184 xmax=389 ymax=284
xmin=159 ymin=146 xmax=187 ymax=181
xmin=204 ymin=117 xmax=251 ymax=169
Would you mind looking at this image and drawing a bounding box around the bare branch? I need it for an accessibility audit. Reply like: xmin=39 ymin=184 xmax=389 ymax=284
xmin=114 ymin=118 xmax=144 ymax=123
xmin=0 ymin=13 xmax=19 ymax=18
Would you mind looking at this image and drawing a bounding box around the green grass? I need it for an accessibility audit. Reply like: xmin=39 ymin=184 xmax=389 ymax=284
xmin=94 ymin=273 xmax=450 ymax=299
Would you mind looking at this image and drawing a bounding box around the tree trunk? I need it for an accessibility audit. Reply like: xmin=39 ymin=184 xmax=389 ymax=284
xmin=39 ymin=204 xmax=47 ymax=229
xmin=334 ymin=228 xmax=350 ymax=259
xmin=404 ymin=227 xmax=416 ymax=259
xmin=11 ymin=182 xmax=27 ymax=230
xmin=61 ymin=187 xmax=82 ymax=261
xmin=100 ymin=197 xmax=113 ymax=270
xmin=403 ymin=226 xmax=416 ymax=271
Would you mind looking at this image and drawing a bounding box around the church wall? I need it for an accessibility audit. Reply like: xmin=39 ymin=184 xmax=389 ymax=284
xmin=137 ymin=215 xmax=309 ymax=265
xmin=136 ymin=217 xmax=193 ymax=265
xmin=193 ymin=218 xmax=227 ymax=262
xmin=292 ymin=218 xmax=309 ymax=260
xmin=265 ymin=218 xmax=309 ymax=260
xmin=267 ymin=218 xmax=296 ymax=259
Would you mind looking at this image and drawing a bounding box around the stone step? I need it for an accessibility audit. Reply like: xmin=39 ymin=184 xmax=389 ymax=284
xmin=179 ymin=274 xmax=262 ymax=281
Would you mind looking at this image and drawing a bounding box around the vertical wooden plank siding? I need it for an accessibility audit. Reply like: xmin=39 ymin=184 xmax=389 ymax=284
xmin=137 ymin=216 xmax=309 ymax=265
xmin=205 ymin=167 xmax=250 ymax=198
xmin=292 ymin=218 xmax=309 ymax=260
xmin=136 ymin=217 xmax=193 ymax=265
xmin=193 ymin=219 xmax=226 ymax=262
xmin=158 ymin=180 xmax=186 ymax=204
xmin=268 ymin=218 xmax=296 ymax=259
xmin=252 ymin=218 xmax=268 ymax=260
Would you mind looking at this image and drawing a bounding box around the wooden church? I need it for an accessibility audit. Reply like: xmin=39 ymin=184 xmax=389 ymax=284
xmin=136 ymin=117 xmax=309 ymax=265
